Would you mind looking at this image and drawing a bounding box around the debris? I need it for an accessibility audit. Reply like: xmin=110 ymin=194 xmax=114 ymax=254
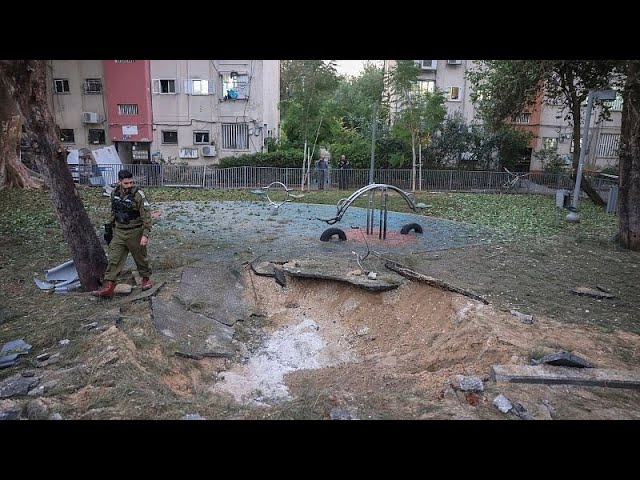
xmin=0 ymin=339 xmax=32 ymax=368
xmin=537 ymin=351 xmax=593 ymax=368
xmin=33 ymin=260 xmax=80 ymax=293
xmin=510 ymin=309 xmax=534 ymax=324
xmin=59 ymin=339 xmax=70 ymax=346
xmin=493 ymin=394 xmax=513 ymax=413
xmin=492 ymin=364 xmax=640 ymax=389
xmin=114 ymin=283 xmax=132 ymax=295
xmin=452 ymin=375 xmax=484 ymax=392
xmin=512 ymin=402 xmax=534 ymax=420
xmin=570 ymin=286 xmax=617 ymax=299
xmin=330 ymin=407 xmax=356 ymax=420
xmin=0 ymin=374 xmax=39 ymax=398
xmin=367 ymin=271 xmax=377 ymax=280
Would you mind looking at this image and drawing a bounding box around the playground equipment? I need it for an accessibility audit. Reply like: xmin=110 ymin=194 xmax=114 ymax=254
xmin=318 ymin=183 xmax=425 ymax=242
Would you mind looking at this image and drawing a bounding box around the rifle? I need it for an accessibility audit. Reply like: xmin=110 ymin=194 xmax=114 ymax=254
xmin=104 ymin=223 xmax=113 ymax=245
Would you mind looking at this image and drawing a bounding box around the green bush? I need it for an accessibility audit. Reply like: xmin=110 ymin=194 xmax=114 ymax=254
xmin=219 ymin=150 xmax=305 ymax=168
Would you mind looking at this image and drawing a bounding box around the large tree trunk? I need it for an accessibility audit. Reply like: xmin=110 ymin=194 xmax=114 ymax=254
xmin=0 ymin=60 xmax=107 ymax=290
xmin=618 ymin=60 xmax=640 ymax=251
xmin=0 ymin=70 xmax=42 ymax=189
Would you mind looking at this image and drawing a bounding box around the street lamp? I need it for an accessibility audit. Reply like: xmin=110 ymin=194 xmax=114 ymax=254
xmin=566 ymin=89 xmax=617 ymax=222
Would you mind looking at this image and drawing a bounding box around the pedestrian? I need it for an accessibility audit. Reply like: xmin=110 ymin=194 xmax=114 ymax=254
xmin=338 ymin=154 xmax=350 ymax=189
xmin=92 ymin=169 xmax=153 ymax=298
xmin=317 ymin=156 xmax=328 ymax=190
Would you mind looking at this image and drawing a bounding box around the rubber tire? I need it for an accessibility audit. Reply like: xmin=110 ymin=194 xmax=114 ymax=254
xmin=320 ymin=227 xmax=347 ymax=242
xmin=400 ymin=223 xmax=423 ymax=235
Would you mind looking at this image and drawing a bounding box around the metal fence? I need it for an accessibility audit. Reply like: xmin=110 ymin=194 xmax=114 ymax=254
xmin=71 ymin=163 xmax=617 ymax=197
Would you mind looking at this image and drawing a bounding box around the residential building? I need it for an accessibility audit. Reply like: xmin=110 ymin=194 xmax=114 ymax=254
xmin=385 ymin=60 xmax=622 ymax=172
xmin=47 ymin=60 xmax=280 ymax=165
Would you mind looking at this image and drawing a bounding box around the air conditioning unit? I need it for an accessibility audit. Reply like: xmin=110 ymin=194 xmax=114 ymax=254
xmin=81 ymin=112 xmax=102 ymax=123
xmin=447 ymin=60 xmax=462 ymax=65
xmin=202 ymin=145 xmax=217 ymax=157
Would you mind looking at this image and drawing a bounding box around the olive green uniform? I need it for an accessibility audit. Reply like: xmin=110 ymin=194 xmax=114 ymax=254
xmin=104 ymin=186 xmax=153 ymax=281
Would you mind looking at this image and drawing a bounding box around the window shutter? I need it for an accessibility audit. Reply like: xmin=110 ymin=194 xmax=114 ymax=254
xmin=152 ymin=79 xmax=160 ymax=93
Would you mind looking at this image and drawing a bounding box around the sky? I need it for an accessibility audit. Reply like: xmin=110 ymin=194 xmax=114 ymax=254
xmin=333 ymin=60 xmax=382 ymax=77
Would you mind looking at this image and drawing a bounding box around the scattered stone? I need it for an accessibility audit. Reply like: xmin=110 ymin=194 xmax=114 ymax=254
xmin=36 ymin=353 xmax=51 ymax=362
xmin=285 ymin=303 xmax=300 ymax=309
xmin=0 ymin=374 xmax=39 ymax=399
xmin=453 ymin=375 xmax=484 ymax=392
xmin=570 ymin=286 xmax=617 ymax=299
xmin=58 ymin=339 xmax=70 ymax=346
xmin=538 ymin=351 xmax=593 ymax=368
xmin=27 ymin=386 xmax=45 ymax=397
xmin=26 ymin=399 xmax=48 ymax=420
xmin=21 ymin=370 xmax=36 ymax=378
xmin=0 ymin=409 xmax=21 ymax=420
xmin=356 ymin=326 xmax=370 ymax=336
xmin=81 ymin=322 xmax=99 ymax=330
xmin=493 ymin=394 xmax=513 ymax=413
xmin=49 ymin=413 xmax=63 ymax=420
xmin=510 ymin=309 xmax=534 ymax=324
xmin=114 ymin=283 xmax=132 ymax=295
xmin=367 ymin=272 xmax=377 ymax=280
xmin=36 ymin=353 xmax=61 ymax=368
xmin=330 ymin=407 xmax=355 ymax=420
xmin=512 ymin=402 xmax=534 ymax=420
xmin=41 ymin=380 xmax=59 ymax=392
xmin=181 ymin=413 xmax=206 ymax=420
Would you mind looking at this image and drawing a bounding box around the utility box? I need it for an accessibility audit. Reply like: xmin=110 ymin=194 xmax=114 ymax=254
xmin=556 ymin=189 xmax=571 ymax=209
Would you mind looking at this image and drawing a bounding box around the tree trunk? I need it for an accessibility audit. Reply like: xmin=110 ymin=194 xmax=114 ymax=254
xmin=0 ymin=60 xmax=107 ymax=290
xmin=0 ymin=70 xmax=42 ymax=190
xmin=618 ymin=60 xmax=640 ymax=251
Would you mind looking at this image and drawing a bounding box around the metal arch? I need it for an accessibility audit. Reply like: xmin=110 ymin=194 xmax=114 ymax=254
xmin=319 ymin=183 xmax=418 ymax=225
xmin=264 ymin=181 xmax=291 ymax=208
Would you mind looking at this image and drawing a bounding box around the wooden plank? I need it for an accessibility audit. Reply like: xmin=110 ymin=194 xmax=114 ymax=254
xmin=491 ymin=364 xmax=640 ymax=389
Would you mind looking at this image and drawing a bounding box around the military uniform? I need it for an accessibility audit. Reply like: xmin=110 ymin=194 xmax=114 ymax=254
xmin=103 ymin=185 xmax=153 ymax=282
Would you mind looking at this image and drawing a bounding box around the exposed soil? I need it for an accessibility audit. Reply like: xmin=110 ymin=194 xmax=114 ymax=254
xmin=1 ymin=200 xmax=640 ymax=420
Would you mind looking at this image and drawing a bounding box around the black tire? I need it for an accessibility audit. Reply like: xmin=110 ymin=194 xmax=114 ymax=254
xmin=400 ymin=223 xmax=423 ymax=235
xmin=320 ymin=227 xmax=347 ymax=242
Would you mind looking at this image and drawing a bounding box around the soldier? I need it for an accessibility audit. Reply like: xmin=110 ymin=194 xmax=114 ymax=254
xmin=92 ymin=169 xmax=153 ymax=298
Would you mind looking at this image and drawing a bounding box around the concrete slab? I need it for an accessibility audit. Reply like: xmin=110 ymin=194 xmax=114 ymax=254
xmin=492 ymin=364 xmax=640 ymax=389
xmin=151 ymin=298 xmax=235 ymax=359
xmin=176 ymin=265 xmax=257 ymax=326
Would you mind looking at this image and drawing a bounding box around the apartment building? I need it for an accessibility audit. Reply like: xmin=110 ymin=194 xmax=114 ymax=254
xmin=47 ymin=60 xmax=280 ymax=165
xmin=385 ymin=60 xmax=622 ymax=172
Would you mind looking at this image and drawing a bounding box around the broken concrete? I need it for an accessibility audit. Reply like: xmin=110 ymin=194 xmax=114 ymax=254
xmin=176 ymin=265 xmax=257 ymax=326
xmin=492 ymin=364 xmax=640 ymax=389
xmin=537 ymin=351 xmax=593 ymax=368
xmin=151 ymin=298 xmax=235 ymax=359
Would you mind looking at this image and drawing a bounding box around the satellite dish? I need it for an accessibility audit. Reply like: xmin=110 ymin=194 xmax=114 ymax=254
xmin=228 ymin=89 xmax=238 ymax=99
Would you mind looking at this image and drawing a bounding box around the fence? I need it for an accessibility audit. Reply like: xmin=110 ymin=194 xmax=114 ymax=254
xmin=71 ymin=164 xmax=617 ymax=197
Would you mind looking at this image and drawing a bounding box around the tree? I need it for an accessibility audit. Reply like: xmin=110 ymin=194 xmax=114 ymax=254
xmin=390 ymin=60 xmax=446 ymax=190
xmin=618 ymin=60 xmax=640 ymax=251
xmin=467 ymin=60 xmax=623 ymax=206
xmin=0 ymin=60 xmax=107 ymax=290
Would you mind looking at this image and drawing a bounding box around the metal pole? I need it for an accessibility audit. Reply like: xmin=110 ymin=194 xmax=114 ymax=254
xmin=571 ymin=91 xmax=594 ymax=210
xmin=370 ymin=105 xmax=377 ymax=185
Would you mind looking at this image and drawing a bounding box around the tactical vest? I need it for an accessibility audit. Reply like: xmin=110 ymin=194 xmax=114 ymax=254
xmin=112 ymin=186 xmax=140 ymax=225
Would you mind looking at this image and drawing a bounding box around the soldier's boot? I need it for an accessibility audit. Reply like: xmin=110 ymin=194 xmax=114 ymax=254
xmin=141 ymin=277 xmax=152 ymax=291
xmin=91 ymin=280 xmax=115 ymax=299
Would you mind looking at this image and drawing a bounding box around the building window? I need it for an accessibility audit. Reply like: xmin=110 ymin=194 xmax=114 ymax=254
xmin=543 ymin=137 xmax=558 ymax=150
xmin=419 ymin=60 xmax=437 ymax=70
xmin=88 ymin=129 xmax=105 ymax=145
xmin=152 ymin=79 xmax=177 ymax=94
xmin=184 ymin=79 xmax=214 ymax=96
xmin=115 ymin=60 xmax=135 ymax=63
xmin=54 ymin=79 xmax=70 ymax=94
xmin=511 ymin=113 xmax=531 ymax=124
xmin=59 ymin=128 xmax=75 ymax=143
xmin=415 ymin=80 xmax=435 ymax=95
xmin=597 ymin=133 xmax=620 ymax=157
xmin=83 ymin=78 xmax=102 ymax=94
xmin=221 ymin=123 xmax=249 ymax=150
xmin=447 ymin=86 xmax=461 ymax=101
xmin=193 ymin=131 xmax=210 ymax=144
xmin=221 ymin=72 xmax=249 ymax=100
xmin=118 ymin=104 xmax=139 ymax=115
xmin=162 ymin=130 xmax=178 ymax=144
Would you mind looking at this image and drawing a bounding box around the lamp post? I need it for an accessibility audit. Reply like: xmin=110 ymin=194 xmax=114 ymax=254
xmin=566 ymin=89 xmax=617 ymax=222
